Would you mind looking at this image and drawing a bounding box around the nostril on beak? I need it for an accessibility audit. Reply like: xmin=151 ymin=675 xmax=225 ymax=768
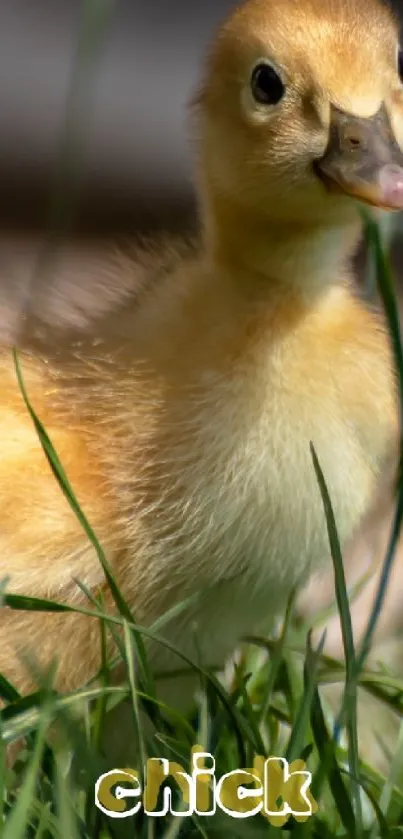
xmin=341 ymin=128 xmax=363 ymax=151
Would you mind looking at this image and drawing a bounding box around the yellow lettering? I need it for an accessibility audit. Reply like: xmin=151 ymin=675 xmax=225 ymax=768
xmin=95 ymin=769 xmax=141 ymax=819
xmin=216 ymin=769 xmax=263 ymax=818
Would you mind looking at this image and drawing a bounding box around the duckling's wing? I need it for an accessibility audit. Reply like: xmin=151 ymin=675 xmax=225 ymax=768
xmin=0 ymin=232 xmax=197 ymax=345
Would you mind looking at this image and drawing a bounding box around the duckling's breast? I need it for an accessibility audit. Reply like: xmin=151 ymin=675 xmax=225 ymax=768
xmin=125 ymin=286 xmax=396 ymax=659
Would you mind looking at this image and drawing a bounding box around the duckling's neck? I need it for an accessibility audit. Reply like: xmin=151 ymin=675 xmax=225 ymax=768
xmin=202 ymin=197 xmax=362 ymax=303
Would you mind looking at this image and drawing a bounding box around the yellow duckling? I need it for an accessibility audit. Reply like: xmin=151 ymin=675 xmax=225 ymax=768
xmin=0 ymin=0 xmax=401 ymax=700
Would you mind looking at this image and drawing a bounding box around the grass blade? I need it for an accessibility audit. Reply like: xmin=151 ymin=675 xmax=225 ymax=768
xmin=311 ymin=442 xmax=362 ymax=835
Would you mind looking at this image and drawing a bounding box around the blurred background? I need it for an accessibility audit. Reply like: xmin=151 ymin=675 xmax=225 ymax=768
xmin=1 ymin=0 xmax=403 ymax=772
xmin=0 ymin=0 xmax=238 ymax=237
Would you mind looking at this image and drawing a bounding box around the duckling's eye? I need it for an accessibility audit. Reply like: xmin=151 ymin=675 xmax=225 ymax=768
xmin=251 ymin=63 xmax=285 ymax=105
xmin=398 ymin=48 xmax=403 ymax=83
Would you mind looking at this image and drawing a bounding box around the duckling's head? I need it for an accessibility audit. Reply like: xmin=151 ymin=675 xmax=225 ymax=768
xmin=196 ymin=0 xmax=403 ymax=241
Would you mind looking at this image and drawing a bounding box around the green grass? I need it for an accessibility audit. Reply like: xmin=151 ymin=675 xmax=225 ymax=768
xmin=1 ymin=215 xmax=403 ymax=838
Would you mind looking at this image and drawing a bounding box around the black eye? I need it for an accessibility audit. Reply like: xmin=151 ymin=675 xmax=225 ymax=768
xmin=251 ymin=63 xmax=285 ymax=105
xmin=399 ymin=48 xmax=403 ymax=83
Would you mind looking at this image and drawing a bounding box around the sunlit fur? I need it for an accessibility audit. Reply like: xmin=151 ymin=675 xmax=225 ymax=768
xmin=0 ymin=0 xmax=400 ymax=699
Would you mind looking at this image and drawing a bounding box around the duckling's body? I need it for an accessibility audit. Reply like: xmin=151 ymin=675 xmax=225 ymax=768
xmin=0 ymin=0 xmax=401 ymax=695
xmin=0 ymin=233 xmax=395 ymax=691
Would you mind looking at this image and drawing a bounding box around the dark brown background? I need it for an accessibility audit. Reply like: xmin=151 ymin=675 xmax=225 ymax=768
xmin=0 ymin=0 xmax=237 ymax=238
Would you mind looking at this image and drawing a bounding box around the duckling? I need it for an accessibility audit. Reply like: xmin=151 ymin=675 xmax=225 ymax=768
xmin=0 ymin=0 xmax=402 ymax=702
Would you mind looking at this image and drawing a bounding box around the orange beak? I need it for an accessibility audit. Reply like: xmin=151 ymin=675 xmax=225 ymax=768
xmin=315 ymin=104 xmax=403 ymax=211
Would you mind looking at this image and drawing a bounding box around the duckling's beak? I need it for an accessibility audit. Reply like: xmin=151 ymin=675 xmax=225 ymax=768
xmin=315 ymin=104 xmax=403 ymax=211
